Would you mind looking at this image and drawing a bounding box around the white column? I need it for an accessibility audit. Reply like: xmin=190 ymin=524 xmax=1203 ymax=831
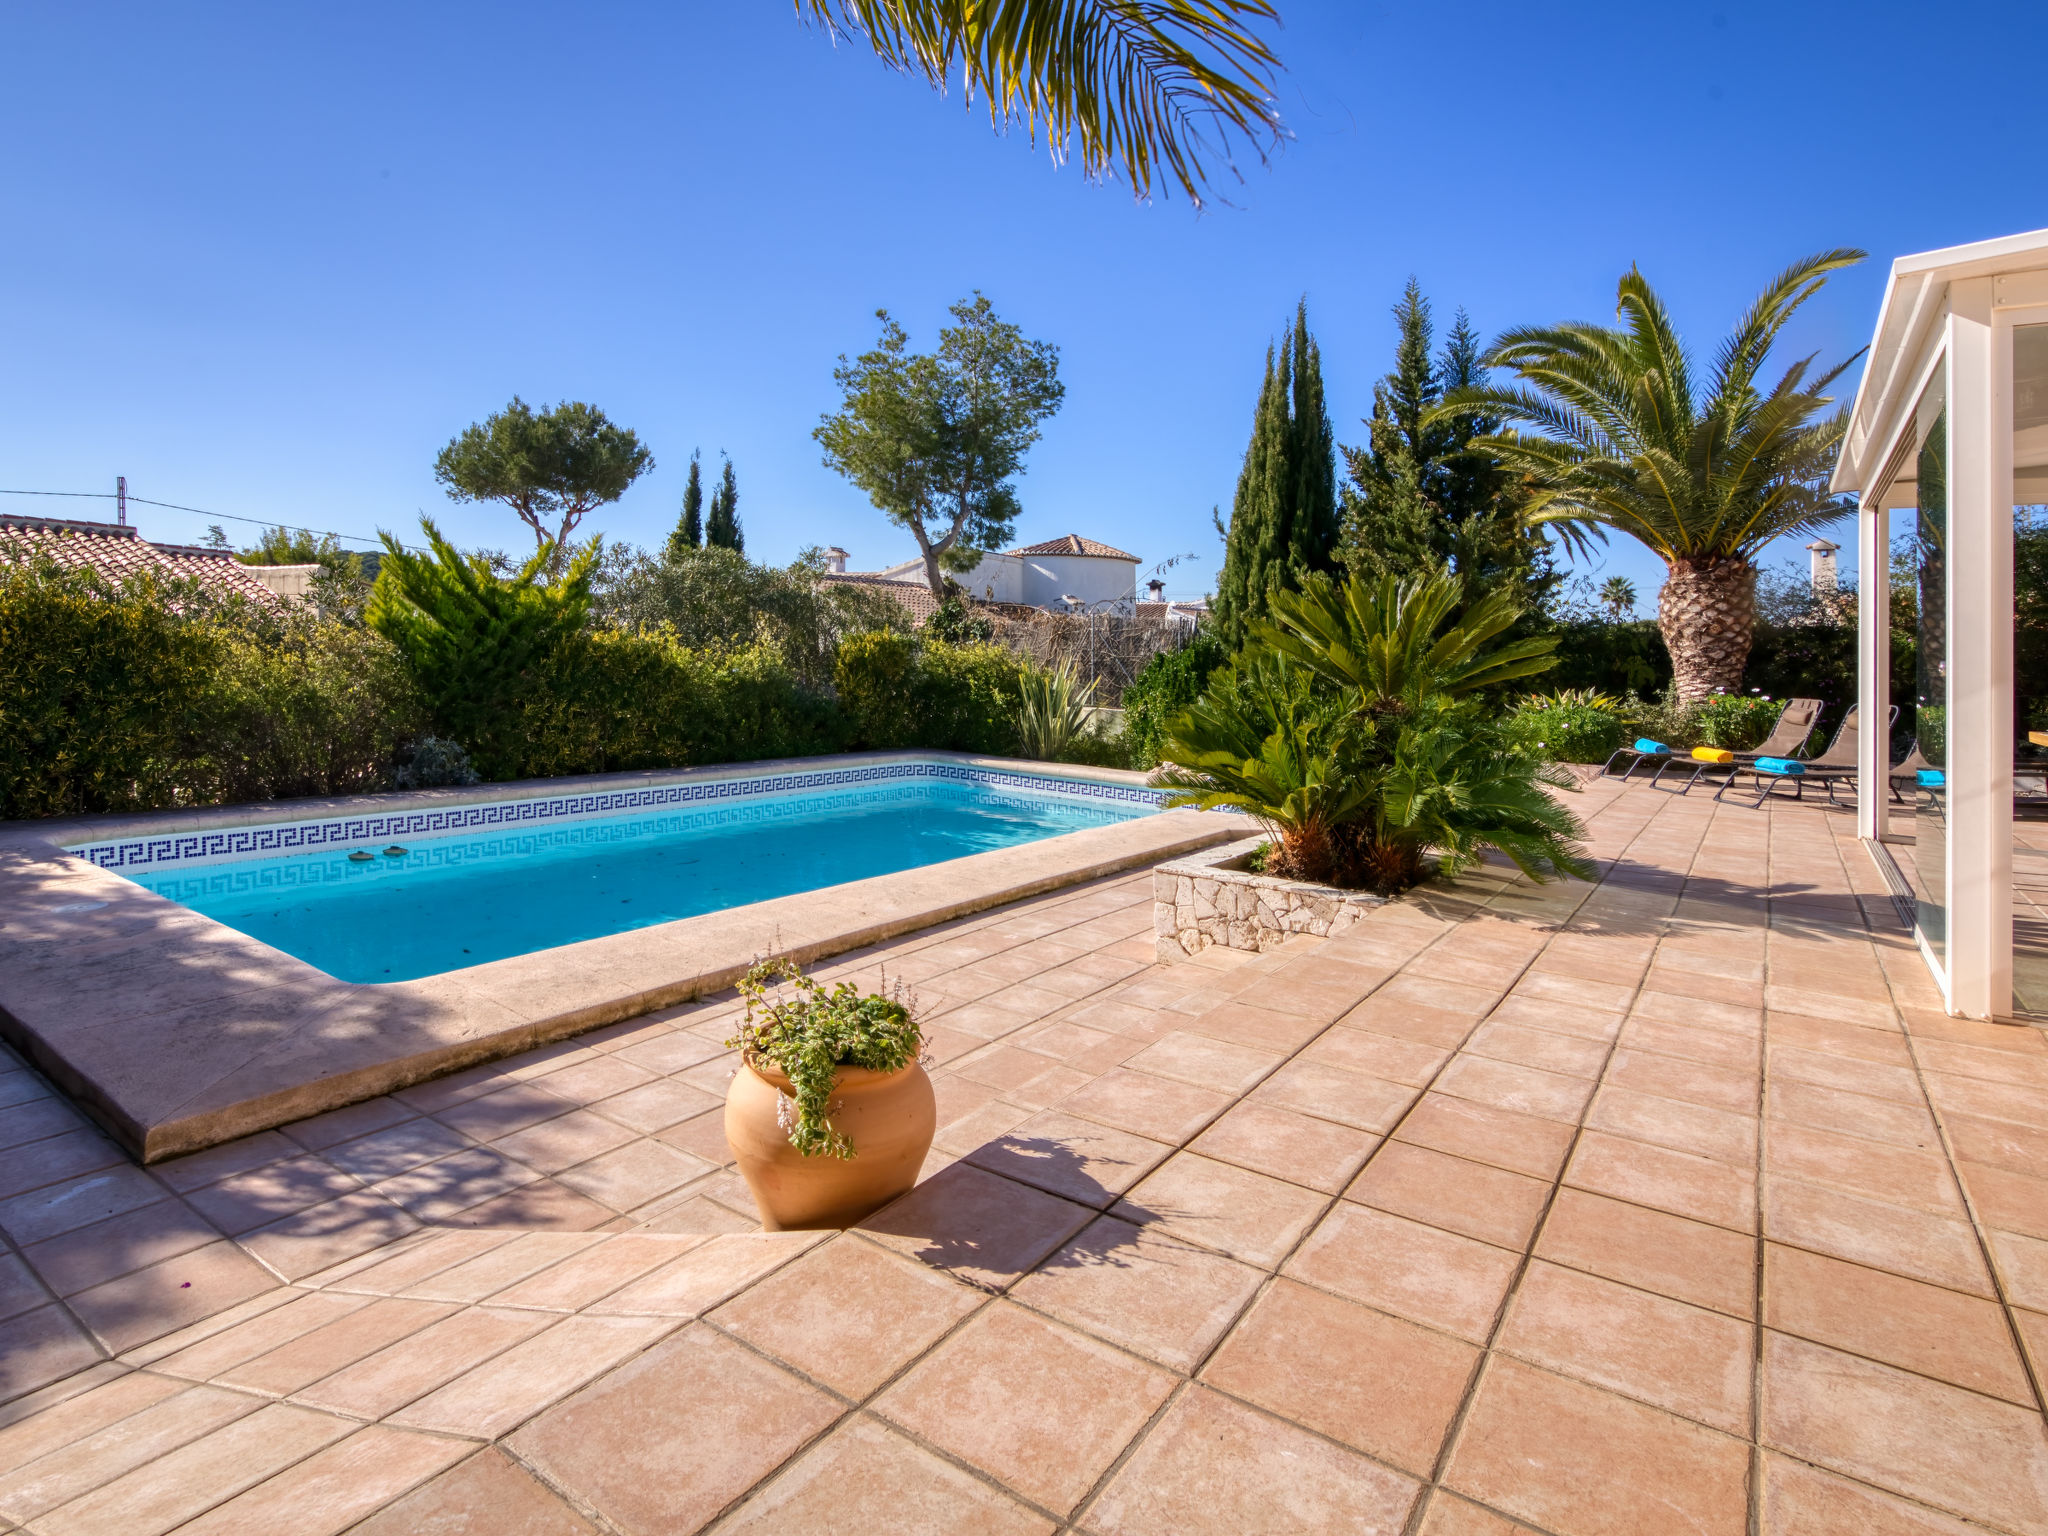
xmin=1945 ymin=282 xmax=2015 ymax=1019
xmin=1857 ymin=500 xmax=1890 ymax=841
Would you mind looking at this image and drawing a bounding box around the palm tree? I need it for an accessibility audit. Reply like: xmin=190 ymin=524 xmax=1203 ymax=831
xmin=798 ymin=1 xmax=1283 ymax=209
xmin=1597 ymin=575 xmax=1636 ymax=621
xmin=1441 ymin=251 xmax=1865 ymax=701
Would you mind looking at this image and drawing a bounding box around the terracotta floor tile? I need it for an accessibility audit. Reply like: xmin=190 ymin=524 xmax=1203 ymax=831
xmin=1174 ymin=999 xmax=1328 ymax=1056
xmin=389 ymin=1312 xmax=673 ymax=1438
xmin=1446 ymin=1356 xmax=1749 ymax=1536
xmin=1468 ymin=1021 xmax=1611 ymax=1080
xmin=859 ymin=1162 xmax=1094 ymax=1291
xmin=1631 ymin=990 xmax=1762 ymax=1037
xmin=1087 ymin=1384 xmax=1421 ymax=1536
xmin=170 ymin=1423 xmax=471 ymax=1536
xmin=1956 ymin=1160 xmax=2048 ymax=1241
xmin=1945 ymin=1110 xmax=2048 ymax=1181
xmin=319 ymin=1120 xmax=473 ymax=1183
xmin=368 ymin=1146 xmax=545 ymax=1222
xmin=932 ymin=1096 xmax=1035 ymax=1157
xmin=347 ymin=1447 xmax=600 ymax=1536
xmin=963 ymin=1110 xmax=1173 ymax=1207
xmin=1566 ymin=1129 xmax=1756 ymax=1232
xmin=315 ymin=1229 xmax=510 ymax=1296
xmin=1603 ymin=1049 xmax=1758 ymax=1115
xmin=488 ymin=1110 xmax=640 ymax=1175
xmin=610 ymin=1030 xmax=727 ymax=1076
xmin=1764 ymin=1177 xmax=1992 ymax=1296
xmin=66 ymin=1240 xmax=279 ymax=1354
xmin=20 ymin=1200 xmax=223 ymax=1298
xmin=216 ymin=1296 xmax=459 ymax=1398
xmin=1296 ymin=1025 xmax=1448 ymax=1087
xmin=508 ymin=1324 xmax=840 ymax=1536
xmin=403 ymin=1233 xmax=603 ymax=1303
xmin=1536 ymin=1188 xmax=1756 ymax=1318
xmin=1340 ymin=995 xmax=1480 ymax=1050
xmin=1346 ymin=1141 xmax=1551 ymax=1250
xmin=1435 ymin=1055 xmax=1595 ymax=1124
xmin=1763 ymin=1243 xmax=2030 ymax=1404
xmin=877 ymin=1300 xmax=1173 ymax=1513
xmin=1772 ymin=1044 xmax=1922 ymax=1105
xmin=1417 ymin=1491 xmax=1545 ymax=1535
xmin=1482 ymin=995 xmax=1627 ymax=1044
xmin=1187 ymin=1101 xmax=1378 ymax=1193
xmin=29 ymin=1401 xmax=348 ymax=1535
xmin=0 ymin=1167 xmax=178 ymax=1248
xmin=1249 ymin=1059 xmax=1418 ymax=1133
xmin=656 ymin=1107 xmax=736 ymax=1168
xmin=1617 ymin=1017 xmax=1760 ymax=1073
xmin=1763 ymin=1330 xmax=2048 ymax=1533
xmin=1760 ymin=1452 xmax=1988 ymax=1536
xmin=274 ymin=1097 xmax=416 ymax=1154
xmin=1992 ymin=1227 xmax=2048 ymax=1312
xmin=589 ymin=1232 xmax=822 ymax=1317
xmin=0 ymin=1131 xmax=127 ymax=1206
xmin=709 ymin=1235 xmax=983 ymax=1399
xmin=1395 ymin=1093 xmax=1577 ymax=1180
xmin=553 ymin=1139 xmax=717 ymax=1213
xmin=1123 ymin=1032 xmax=1284 ymax=1096
xmin=1204 ymin=1276 xmax=1477 ymax=1475
xmin=721 ymin=1415 xmax=1053 ymax=1535
xmin=290 ymin=1306 xmax=557 ymax=1419
xmin=0 ymin=1384 xmax=261 ymax=1522
xmin=1767 ymin=1080 xmax=1939 ymax=1152
xmin=1010 ymin=1214 xmax=1263 ymax=1372
xmin=1285 ymin=1203 xmax=1519 ymax=1343
xmin=484 ymin=1234 xmax=701 ymax=1310
xmin=1059 ymin=1067 xmax=1233 ymax=1144
xmin=1112 ymin=1152 xmax=1328 ymax=1268
xmin=1586 ymin=1086 xmax=1757 ymax=1167
xmin=1766 ymin=1123 xmax=1964 ymax=1217
xmin=1499 ymin=1260 xmax=1753 ymax=1434
xmin=0 ymin=1306 xmax=104 ymax=1405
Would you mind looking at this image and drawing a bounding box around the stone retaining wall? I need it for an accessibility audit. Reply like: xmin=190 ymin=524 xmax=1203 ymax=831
xmin=1153 ymin=836 xmax=1386 ymax=961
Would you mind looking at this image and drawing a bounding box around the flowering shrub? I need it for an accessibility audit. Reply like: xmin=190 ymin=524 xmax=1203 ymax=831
xmin=1694 ymin=692 xmax=1788 ymax=751
xmin=1502 ymin=694 xmax=1627 ymax=764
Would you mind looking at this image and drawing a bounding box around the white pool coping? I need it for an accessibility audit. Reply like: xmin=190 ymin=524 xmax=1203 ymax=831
xmin=0 ymin=753 xmax=1238 ymax=1161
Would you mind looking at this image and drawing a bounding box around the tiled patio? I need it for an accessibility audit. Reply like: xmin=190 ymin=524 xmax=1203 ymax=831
xmin=4 ymin=776 xmax=2048 ymax=1534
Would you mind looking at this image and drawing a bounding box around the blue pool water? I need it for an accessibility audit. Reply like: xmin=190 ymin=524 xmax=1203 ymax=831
xmin=124 ymin=780 xmax=1153 ymax=983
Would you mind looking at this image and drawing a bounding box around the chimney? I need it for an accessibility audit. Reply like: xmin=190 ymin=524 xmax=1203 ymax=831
xmin=1145 ymin=578 xmax=1166 ymax=602
xmin=823 ymin=546 xmax=848 ymax=575
xmin=1806 ymin=538 xmax=1840 ymax=593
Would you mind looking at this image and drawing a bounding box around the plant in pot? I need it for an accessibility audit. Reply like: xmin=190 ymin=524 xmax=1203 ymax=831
xmin=723 ymin=957 xmax=935 ymax=1231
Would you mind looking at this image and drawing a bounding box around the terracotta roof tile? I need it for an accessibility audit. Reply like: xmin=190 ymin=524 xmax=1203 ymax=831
xmin=1004 ymin=534 xmax=1140 ymax=561
xmin=0 ymin=516 xmax=288 ymax=606
xmin=818 ymin=571 xmax=942 ymax=624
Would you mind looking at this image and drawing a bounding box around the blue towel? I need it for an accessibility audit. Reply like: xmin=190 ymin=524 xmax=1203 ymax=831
xmin=1754 ymin=757 xmax=1805 ymax=776
xmin=1917 ymin=769 xmax=1946 ymax=788
xmin=1633 ymin=738 xmax=1669 ymax=755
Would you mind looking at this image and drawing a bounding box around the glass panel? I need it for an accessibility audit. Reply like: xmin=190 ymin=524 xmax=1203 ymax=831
xmin=2014 ymin=321 xmax=2048 ymax=1015
xmin=1915 ymin=376 xmax=1950 ymax=969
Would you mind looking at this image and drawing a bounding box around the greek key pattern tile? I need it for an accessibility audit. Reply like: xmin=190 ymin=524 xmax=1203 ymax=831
xmin=69 ymin=760 xmax=1166 ymax=873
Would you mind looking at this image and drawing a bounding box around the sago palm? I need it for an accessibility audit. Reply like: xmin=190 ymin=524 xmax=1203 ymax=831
xmin=1440 ymin=250 xmax=1865 ymax=701
xmin=797 ymin=1 xmax=1282 ymax=208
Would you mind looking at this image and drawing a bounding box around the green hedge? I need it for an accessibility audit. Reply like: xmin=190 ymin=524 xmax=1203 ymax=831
xmin=1501 ymin=700 xmax=1627 ymax=764
xmin=832 ymin=631 xmax=1025 ymax=755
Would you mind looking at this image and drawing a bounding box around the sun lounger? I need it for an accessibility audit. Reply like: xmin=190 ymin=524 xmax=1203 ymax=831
xmin=1645 ymin=697 xmax=1823 ymax=794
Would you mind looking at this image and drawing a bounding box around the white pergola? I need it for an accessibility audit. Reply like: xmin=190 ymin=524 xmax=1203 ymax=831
xmin=1832 ymin=227 xmax=2048 ymax=1019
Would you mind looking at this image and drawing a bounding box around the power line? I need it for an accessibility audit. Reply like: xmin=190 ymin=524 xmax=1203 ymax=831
xmin=0 ymin=486 xmax=420 ymax=552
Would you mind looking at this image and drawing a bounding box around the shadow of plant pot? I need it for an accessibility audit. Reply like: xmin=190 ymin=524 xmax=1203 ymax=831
xmin=725 ymin=1058 xmax=936 ymax=1231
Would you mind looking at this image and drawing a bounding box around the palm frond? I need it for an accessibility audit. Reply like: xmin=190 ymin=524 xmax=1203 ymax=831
xmin=799 ymin=0 xmax=1283 ymax=207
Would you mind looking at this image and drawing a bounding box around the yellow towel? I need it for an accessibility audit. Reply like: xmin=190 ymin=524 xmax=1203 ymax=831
xmin=1691 ymin=747 xmax=1733 ymax=763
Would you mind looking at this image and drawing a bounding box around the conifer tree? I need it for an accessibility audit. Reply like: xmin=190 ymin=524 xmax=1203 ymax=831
xmin=1210 ymin=301 xmax=1338 ymax=649
xmin=666 ymin=452 xmax=704 ymax=561
xmin=1338 ymin=281 xmax=1542 ymax=602
xmin=706 ymin=456 xmax=744 ymax=554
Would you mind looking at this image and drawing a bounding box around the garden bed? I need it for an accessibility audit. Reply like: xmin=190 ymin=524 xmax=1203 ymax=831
xmin=1152 ymin=836 xmax=1385 ymax=961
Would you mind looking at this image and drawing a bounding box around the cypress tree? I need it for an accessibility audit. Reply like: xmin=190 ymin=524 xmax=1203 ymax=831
xmin=1338 ymin=281 xmax=1543 ymax=601
xmin=665 ymin=452 xmax=704 ymax=561
xmin=706 ymin=456 xmax=743 ymax=554
xmin=1211 ymin=300 xmax=1338 ymax=649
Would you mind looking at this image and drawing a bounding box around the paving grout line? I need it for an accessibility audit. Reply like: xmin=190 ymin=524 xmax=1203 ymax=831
xmin=1402 ymin=782 xmax=1713 ymax=1536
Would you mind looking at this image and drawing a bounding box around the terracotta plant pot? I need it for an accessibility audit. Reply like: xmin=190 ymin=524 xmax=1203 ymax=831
xmin=725 ymin=1056 xmax=936 ymax=1231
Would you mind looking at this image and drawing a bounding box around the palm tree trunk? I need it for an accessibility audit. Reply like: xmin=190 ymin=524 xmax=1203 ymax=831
xmin=1658 ymin=556 xmax=1756 ymax=703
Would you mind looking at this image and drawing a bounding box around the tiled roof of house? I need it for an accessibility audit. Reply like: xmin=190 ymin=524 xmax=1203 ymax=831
xmin=0 ymin=515 xmax=288 ymax=606
xmin=1005 ymin=534 xmax=1140 ymax=561
xmin=818 ymin=571 xmax=942 ymax=625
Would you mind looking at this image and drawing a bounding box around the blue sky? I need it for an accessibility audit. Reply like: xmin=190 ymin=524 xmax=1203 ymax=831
xmin=3 ymin=2 xmax=2043 ymax=607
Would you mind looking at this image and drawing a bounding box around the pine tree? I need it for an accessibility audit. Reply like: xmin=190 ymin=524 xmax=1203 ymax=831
xmin=706 ymin=456 xmax=743 ymax=554
xmin=665 ymin=452 xmax=704 ymax=561
xmin=1337 ymin=281 xmax=1543 ymax=602
xmin=1210 ymin=301 xmax=1338 ymax=649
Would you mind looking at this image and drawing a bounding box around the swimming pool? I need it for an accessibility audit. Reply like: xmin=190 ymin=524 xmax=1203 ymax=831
xmin=84 ymin=764 xmax=1160 ymax=983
